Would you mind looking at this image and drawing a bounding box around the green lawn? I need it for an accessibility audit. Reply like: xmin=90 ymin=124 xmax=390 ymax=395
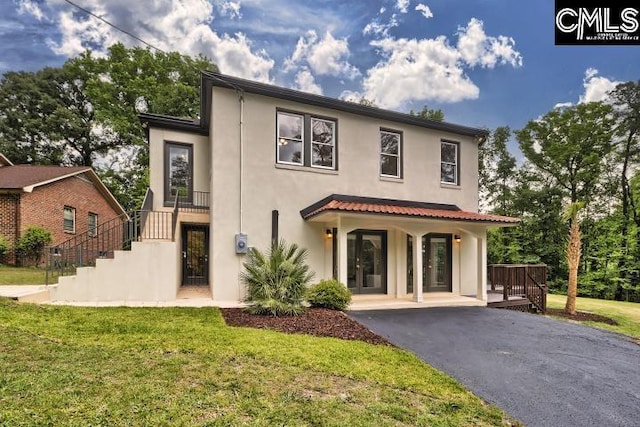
xmin=0 ymin=265 xmax=57 ymax=285
xmin=0 ymin=298 xmax=516 ymax=426
xmin=547 ymin=294 xmax=640 ymax=339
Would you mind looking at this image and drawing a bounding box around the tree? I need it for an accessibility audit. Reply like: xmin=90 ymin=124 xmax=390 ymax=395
xmin=517 ymin=102 xmax=614 ymax=204
xmin=409 ymin=104 xmax=445 ymax=122
xmin=609 ymin=81 xmax=640 ymax=300
xmin=0 ymin=69 xmax=66 ymax=164
xmin=479 ymin=126 xmax=516 ymax=214
xmin=564 ymin=202 xmax=584 ymax=315
xmin=0 ymin=44 xmax=217 ymax=210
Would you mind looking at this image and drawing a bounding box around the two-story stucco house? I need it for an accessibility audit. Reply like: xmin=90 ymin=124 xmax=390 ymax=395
xmin=51 ymin=71 xmax=518 ymax=305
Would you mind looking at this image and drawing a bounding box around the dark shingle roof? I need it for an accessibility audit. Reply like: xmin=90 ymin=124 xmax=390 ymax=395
xmin=0 ymin=165 xmax=90 ymax=190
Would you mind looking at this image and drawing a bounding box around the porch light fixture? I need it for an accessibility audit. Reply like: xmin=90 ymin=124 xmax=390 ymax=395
xmin=326 ymin=229 xmax=333 ymax=238
xmin=454 ymin=234 xmax=461 ymax=243
xmin=278 ymin=138 xmax=288 ymax=146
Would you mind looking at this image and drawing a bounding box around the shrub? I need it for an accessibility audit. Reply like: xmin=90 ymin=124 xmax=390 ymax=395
xmin=16 ymin=226 xmax=52 ymax=266
xmin=0 ymin=234 xmax=10 ymax=264
xmin=306 ymin=279 xmax=352 ymax=311
xmin=241 ymin=239 xmax=314 ymax=316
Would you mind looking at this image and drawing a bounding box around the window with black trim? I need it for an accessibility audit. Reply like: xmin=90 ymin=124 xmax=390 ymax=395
xmin=63 ymin=206 xmax=75 ymax=233
xmin=440 ymin=140 xmax=459 ymax=185
xmin=380 ymin=129 xmax=402 ymax=178
xmin=276 ymin=110 xmax=337 ymax=170
xmin=88 ymin=212 xmax=98 ymax=237
xmin=164 ymin=142 xmax=193 ymax=204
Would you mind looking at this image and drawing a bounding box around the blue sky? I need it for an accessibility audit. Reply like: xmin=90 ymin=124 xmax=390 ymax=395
xmin=2 ymin=0 xmax=639 ymax=142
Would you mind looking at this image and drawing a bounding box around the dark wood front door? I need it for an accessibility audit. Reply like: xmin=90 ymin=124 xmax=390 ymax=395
xmin=347 ymin=230 xmax=387 ymax=294
xmin=423 ymin=233 xmax=452 ymax=292
xmin=181 ymin=224 xmax=209 ymax=286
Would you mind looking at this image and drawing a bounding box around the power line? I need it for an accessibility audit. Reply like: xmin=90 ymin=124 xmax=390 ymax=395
xmin=62 ymin=0 xmax=245 ymax=94
xmin=62 ymin=0 xmax=168 ymax=55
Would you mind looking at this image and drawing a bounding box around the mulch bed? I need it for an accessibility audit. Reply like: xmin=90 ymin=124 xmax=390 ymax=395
xmin=220 ymin=307 xmax=390 ymax=346
xmin=546 ymin=308 xmax=618 ymax=325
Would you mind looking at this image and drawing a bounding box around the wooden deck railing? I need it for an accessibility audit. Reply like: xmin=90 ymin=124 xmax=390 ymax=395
xmin=489 ymin=264 xmax=548 ymax=313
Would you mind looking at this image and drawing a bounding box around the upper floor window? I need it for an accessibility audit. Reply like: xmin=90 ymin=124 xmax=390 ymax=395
xmin=440 ymin=141 xmax=459 ymax=185
xmin=311 ymin=118 xmax=335 ymax=169
xmin=380 ymin=130 xmax=402 ymax=178
xmin=277 ymin=112 xmax=303 ymax=165
xmin=63 ymin=206 xmax=75 ymax=233
xmin=88 ymin=212 xmax=98 ymax=237
xmin=165 ymin=142 xmax=193 ymax=205
xmin=276 ymin=110 xmax=337 ymax=170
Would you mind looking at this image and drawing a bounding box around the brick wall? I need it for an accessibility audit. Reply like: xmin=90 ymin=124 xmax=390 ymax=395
xmin=0 ymin=193 xmax=19 ymax=263
xmin=20 ymin=173 xmax=122 ymax=247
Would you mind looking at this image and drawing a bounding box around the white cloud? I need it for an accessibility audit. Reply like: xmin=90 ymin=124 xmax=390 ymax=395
xmin=456 ymin=18 xmax=522 ymax=68
xmin=360 ymin=18 xmax=521 ymax=109
xmin=23 ymin=0 xmax=274 ymax=82
xmin=363 ymin=12 xmax=399 ymax=37
xmin=294 ymin=69 xmax=323 ymax=95
xmin=553 ymin=102 xmax=574 ymax=109
xmin=16 ymin=0 xmax=46 ymax=21
xmin=579 ymin=68 xmax=620 ymax=103
xmin=415 ymin=3 xmax=433 ymax=19
xmin=284 ymin=30 xmax=360 ymax=79
xmin=219 ymin=1 xmax=242 ymax=19
xmin=396 ymin=0 xmax=410 ymax=13
xmin=339 ymin=90 xmax=363 ymax=103
xmin=363 ymin=36 xmax=479 ymax=108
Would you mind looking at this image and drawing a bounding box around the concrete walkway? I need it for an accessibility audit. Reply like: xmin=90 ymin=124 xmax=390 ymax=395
xmin=349 ymin=307 xmax=640 ymax=427
xmin=0 ymin=285 xmax=49 ymax=301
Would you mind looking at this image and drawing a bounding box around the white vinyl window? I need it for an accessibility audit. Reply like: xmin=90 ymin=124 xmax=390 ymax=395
xmin=88 ymin=212 xmax=98 ymax=237
xmin=440 ymin=141 xmax=459 ymax=185
xmin=63 ymin=206 xmax=75 ymax=233
xmin=380 ymin=130 xmax=401 ymax=178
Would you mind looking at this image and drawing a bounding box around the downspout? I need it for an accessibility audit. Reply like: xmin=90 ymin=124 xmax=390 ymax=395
xmin=239 ymin=91 xmax=244 ymax=233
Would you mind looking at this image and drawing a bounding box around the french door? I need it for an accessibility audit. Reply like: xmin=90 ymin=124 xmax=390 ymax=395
xmin=423 ymin=233 xmax=452 ymax=292
xmin=347 ymin=230 xmax=387 ymax=294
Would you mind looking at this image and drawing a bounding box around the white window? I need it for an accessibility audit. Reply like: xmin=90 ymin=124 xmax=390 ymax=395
xmin=88 ymin=213 xmax=98 ymax=237
xmin=311 ymin=118 xmax=335 ymax=169
xmin=380 ymin=130 xmax=401 ymax=178
xmin=441 ymin=141 xmax=459 ymax=185
xmin=277 ymin=112 xmax=304 ymax=165
xmin=63 ymin=206 xmax=75 ymax=233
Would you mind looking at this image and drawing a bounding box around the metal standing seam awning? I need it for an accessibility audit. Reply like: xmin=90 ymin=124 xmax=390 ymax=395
xmin=300 ymin=194 xmax=520 ymax=226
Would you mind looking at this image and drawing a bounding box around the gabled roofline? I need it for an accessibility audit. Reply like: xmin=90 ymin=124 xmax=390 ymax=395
xmin=20 ymin=167 xmax=126 ymax=216
xmin=0 ymin=153 xmax=14 ymax=166
xmin=201 ymin=71 xmax=489 ymax=140
xmin=22 ymin=167 xmax=92 ymax=193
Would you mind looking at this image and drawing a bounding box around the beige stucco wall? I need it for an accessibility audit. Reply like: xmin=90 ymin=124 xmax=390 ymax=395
xmin=206 ymin=87 xmax=482 ymax=302
xmin=51 ymin=241 xmax=178 ymax=302
xmin=148 ymin=128 xmax=210 ymax=211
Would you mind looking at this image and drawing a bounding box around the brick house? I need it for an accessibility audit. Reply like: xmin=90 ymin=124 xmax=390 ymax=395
xmin=0 ymin=153 xmax=125 ymax=264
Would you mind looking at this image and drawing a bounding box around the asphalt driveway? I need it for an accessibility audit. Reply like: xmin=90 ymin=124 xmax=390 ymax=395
xmin=348 ymin=307 xmax=640 ymax=427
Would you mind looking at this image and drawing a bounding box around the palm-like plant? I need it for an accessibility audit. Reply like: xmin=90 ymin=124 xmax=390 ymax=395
xmin=241 ymin=239 xmax=314 ymax=316
xmin=564 ymin=202 xmax=584 ymax=315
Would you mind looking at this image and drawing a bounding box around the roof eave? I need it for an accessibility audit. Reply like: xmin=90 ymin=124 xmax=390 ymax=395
xmin=202 ymin=71 xmax=489 ymax=139
xmin=139 ymin=112 xmax=208 ymax=135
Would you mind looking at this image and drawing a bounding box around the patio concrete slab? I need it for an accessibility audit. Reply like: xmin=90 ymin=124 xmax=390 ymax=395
xmin=349 ymin=306 xmax=640 ymax=427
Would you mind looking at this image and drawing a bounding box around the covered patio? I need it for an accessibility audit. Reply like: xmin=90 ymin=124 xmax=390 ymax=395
xmin=301 ymin=194 xmax=520 ymax=307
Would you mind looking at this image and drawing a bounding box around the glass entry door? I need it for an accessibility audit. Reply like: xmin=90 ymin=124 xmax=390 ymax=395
xmin=181 ymin=224 xmax=209 ymax=286
xmin=423 ymin=234 xmax=452 ymax=292
xmin=347 ymin=230 xmax=387 ymax=294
